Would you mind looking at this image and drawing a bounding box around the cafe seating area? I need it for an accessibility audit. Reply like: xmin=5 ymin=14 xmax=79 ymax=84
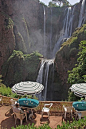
xmin=1 ymin=95 xmax=86 ymax=128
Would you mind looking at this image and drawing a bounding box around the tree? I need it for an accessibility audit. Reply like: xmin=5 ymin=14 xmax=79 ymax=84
xmin=48 ymin=1 xmax=58 ymax=7
xmin=52 ymin=0 xmax=70 ymax=7
xmin=68 ymin=40 xmax=86 ymax=101
xmin=68 ymin=40 xmax=86 ymax=84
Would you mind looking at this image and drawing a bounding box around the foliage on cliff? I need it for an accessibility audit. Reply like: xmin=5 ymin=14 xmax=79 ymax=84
xmin=59 ymin=24 xmax=86 ymax=61
xmin=54 ymin=24 xmax=86 ymax=100
xmin=68 ymin=40 xmax=86 ymax=84
xmin=2 ymin=50 xmax=43 ymax=87
xmin=0 ymin=75 xmax=6 ymax=88
xmin=50 ymin=0 xmax=70 ymax=7
xmin=67 ymin=40 xmax=86 ymax=101
xmin=67 ymin=25 xmax=86 ymax=101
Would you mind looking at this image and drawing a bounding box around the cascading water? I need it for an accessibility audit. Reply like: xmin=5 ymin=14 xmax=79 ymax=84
xmin=36 ymin=59 xmax=45 ymax=100
xmin=43 ymin=6 xmax=46 ymax=56
xmin=36 ymin=7 xmax=54 ymax=101
xmin=52 ymin=6 xmax=76 ymax=58
xmin=36 ymin=59 xmax=54 ymax=101
xmin=78 ymin=0 xmax=85 ymax=27
xmin=50 ymin=7 xmax=52 ymax=51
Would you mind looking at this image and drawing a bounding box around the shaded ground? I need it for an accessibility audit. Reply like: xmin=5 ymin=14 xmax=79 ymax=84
xmin=0 ymin=105 xmax=62 ymax=129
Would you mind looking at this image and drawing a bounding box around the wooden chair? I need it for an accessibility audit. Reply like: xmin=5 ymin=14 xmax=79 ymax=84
xmin=13 ymin=106 xmax=27 ymax=125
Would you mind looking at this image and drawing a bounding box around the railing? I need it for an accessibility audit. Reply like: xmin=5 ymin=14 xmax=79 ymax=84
xmin=36 ymin=101 xmax=73 ymax=115
xmin=0 ymin=95 xmax=18 ymax=105
xmin=0 ymin=95 xmax=73 ymax=115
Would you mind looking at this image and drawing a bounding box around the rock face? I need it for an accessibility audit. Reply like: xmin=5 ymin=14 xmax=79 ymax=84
xmin=0 ymin=0 xmax=86 ymax=100
xmin=53 ymin=24 xmax=86 ymax=100
xmin=2 ymin=50 xmax=43 ymax=87
xmin=0 ymin=0 xmax=81 ymax=73
xmin=0 ymin=0 xmax=15 ymax=73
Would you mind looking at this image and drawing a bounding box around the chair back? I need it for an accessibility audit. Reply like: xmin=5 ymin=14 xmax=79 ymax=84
xmin=10 ymin=99 xmax=16 ymax=105
xmin=49 ymin=103 xmax=53 ymax=109
xmin=12 ymin=106 xmax=21 ymax=113
xmin=63 ymin=105 xmax=73 ymax=113
xmin=44 ymin=103 xmax=53 ymax=109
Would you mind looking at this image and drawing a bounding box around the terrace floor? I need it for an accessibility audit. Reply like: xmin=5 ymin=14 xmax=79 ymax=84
xmin=0 ymin=105 xmax=62 ymax=129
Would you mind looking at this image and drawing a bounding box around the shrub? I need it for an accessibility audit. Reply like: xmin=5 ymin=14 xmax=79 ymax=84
xmin=11 ymin=117 xmax=86 ymax=129
xmin=11 ymin=123 xmax=52 ymax=129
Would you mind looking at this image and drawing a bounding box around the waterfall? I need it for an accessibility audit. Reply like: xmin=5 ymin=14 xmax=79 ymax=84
xmin=36 ymin=60 xmax=45 ymax=100
xmin=43 ymin=6 xmax=46 ymax=50
xmin=78 ymin=0 xmax=85 ymax=27
xmin=50 ymin=7 xmax=52 ymax=51
xmin=52 ymin=6 xmax=75 ymax=58
xmin=36 ymin=59 xmax=54 ymax=101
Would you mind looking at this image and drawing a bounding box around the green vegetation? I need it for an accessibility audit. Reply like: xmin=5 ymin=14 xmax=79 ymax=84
xmin=52 ymin=0 xmax=70 ymax=7
xmin=0 ymin=80 xmax=18 ymax=98
xmin=0 ymin=11 xmax=14 ymax=29
xmin=48 ymin=1 xmax=59 ymax=7
xmin=5 ymin=17 xmax=13 ymax=29
xmin=0 ymin=80 xmax=38 ymax=99
xmin=68 ymin=40 xmax=86 ymax=101
xmin=68 ymin=40 xmax=86 ymax=84
xmin=0 ymin=86 xmax=11 ymax=97
xmin=11 ymin=117 xmax=86 ymax=129
xmin=0 ymin=75 xmax=17 ymax=97
xmin=59 ymin=24 xmax=86 ymax=62
xmin=57 ymin=24 xmax=86 ymax=101
xmin=39 ymin=0 xmax=70 ymax=7
xmin=17 ymin=32 xmax=27 ymax=53
xmin=8 ymin=50 xmax=24 ymax=61
xmin=2 ymin=50 xmax=43 ymax=86
xmin=61 ymin=24 xmax=86 ymax=49
xmin=0 ymin=75 xmax=7 ymax=88
xmin=11 ymin=123 xmax=52 ymax=129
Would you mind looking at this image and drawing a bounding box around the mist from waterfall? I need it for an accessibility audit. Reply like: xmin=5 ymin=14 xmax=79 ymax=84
xmin=36 ymin=59 xmax=54 ymax=101
xmin=52 ymin=6 xmax=76 ymax=58
xmin=78 ymin=0 xmax=85 ymax=27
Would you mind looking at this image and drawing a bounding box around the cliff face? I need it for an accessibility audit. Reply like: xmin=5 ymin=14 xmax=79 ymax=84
xmin=0 ymin=0 xmax=83 ymax=73
xmin=53 ymin=24 xmax=86 ymax=100
xmin=2 ymin=50 xmax=43 ymax=87
xmin=0 ymin=0 xmax=15 ymax=73
xmin=0 ymin=0 xmax=41 ymax=74
xmin=0 ymin=0 xmax=64 ymax=73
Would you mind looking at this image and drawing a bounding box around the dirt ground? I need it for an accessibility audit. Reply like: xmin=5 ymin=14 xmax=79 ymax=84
xmin=0 ymin=105 xmax=62 ymax=129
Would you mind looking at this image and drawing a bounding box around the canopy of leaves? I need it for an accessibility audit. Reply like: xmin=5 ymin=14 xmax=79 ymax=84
xmin=49 ymin=1 xmax=59 ymax=7
xmin=68 ymin=40 xmax=86 ymax=84
xmin=52 ymin=0 xmax=70 ymax=7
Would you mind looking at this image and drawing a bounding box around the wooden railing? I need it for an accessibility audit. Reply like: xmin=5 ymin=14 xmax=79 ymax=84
xmin=0 ymin=95 xmax=73 ymax=115
xmin=35 ymin=101 xmax=73 ymax=115
xmin=0 ymin=95 xmax=18 ymax=105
